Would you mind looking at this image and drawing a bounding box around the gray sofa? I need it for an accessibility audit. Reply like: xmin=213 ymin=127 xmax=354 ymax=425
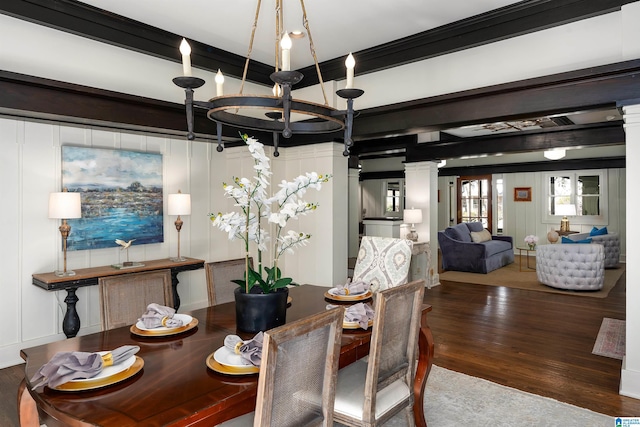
xmin=566 ymin=232 xmax=620 ymax=268
xmin=437 ymin=222 xmax=514 ymax=274
xmin=536 ymin=243 xmax=604 ymax=291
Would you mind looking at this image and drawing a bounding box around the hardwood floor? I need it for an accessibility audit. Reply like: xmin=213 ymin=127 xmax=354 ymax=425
xmin=427 ymin=270 xmax=640 ymax=417
xmin=2 ymin=270 xmax=637 ymax=426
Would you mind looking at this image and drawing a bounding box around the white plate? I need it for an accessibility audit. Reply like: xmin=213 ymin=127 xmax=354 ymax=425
xmin=328 ymin=288 xmax=366 ymax=297
xmin=69 ymin=352 xmax=136 ymax=383
xmin=213 ymin=346 xmax=254 ymax=368
xmin=135 ymin=313 xmax=193 ymax=331
xmin=324 ymin=289 xmax=373 ymax=302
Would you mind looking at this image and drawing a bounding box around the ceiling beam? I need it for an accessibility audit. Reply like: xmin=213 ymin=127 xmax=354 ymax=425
xmin=438 ymin=157 xmax=625 ymax=177
xmin=353 ymin=59 xmax=640 ymax=139
xmin=406 ymin=122 xmax=624 ymax=161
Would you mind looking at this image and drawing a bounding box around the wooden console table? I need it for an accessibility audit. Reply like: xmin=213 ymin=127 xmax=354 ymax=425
xmin=32 ymin=257 xmax=204 ymax=338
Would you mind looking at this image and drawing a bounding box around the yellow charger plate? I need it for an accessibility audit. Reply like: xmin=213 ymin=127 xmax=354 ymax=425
xmin=51 ymin=356 xmax=144 ymax=392
xmin=324 ymin=289 xmax=373 ymax=302
xmin=206 ymin=353 xmax=259 ymax=376
xmin=343 ymin=319 xmax=374 ymax=330
xmin=130 ymin=315 xmax=198 ymax=337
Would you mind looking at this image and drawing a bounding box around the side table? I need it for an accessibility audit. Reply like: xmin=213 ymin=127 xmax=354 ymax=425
xmin=516 ymin=246 xmax=536 ymax=271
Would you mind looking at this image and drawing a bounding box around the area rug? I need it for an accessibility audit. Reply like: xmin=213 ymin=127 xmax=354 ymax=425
xmin=593 ymin=318 xmax=626 ymax=360
xmin=439 ymin=256 xmax=625 ymax=298
xmin=371 ymin=365 xmax=612 ymax=427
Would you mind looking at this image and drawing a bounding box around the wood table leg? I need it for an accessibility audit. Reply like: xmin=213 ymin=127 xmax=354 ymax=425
xmin=18 ymin=379 xmax=40 ymax=427
xmin=413 ymin=306 xmax=434 ymax=427
xmin=62 ymin=287 xmax=80 ymax=338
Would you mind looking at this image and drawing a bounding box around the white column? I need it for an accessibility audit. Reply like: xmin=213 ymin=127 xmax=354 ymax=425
xmin=620 ymin=103 xmax=640 ymax=398
xmin=404 ymin=161 xmax=439 ymax=287
xmin=348 ymin=168 xmax=361 ymax=258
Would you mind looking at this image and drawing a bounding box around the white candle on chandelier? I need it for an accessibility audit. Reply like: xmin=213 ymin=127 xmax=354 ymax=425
xmin=345 ymin=53 xmax=355 ymax=89
xmin=215 ymin=69 xmax=224 ymax=96
xmin=180 ymin=38 xmax=192 ymax=76
xmin=281 ymin=32 xmax=292 ymax=71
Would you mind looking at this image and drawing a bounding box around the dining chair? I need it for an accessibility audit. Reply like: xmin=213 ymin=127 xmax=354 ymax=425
xmin=205 ymin=257 xmax=253 ymax=305
xmin=352 ymin=236 xmax=413 ymax=291
xmin=99 ymin=269 xmax=173 ymax=330
xmin=217 ymin=306 xmax=345 ymax=427
xmin=332 ymin=279 xmax=426 ymax=427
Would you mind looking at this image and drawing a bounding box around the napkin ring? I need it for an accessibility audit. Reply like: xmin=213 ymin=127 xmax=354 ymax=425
xmin=161 ymin=316 xmax=169 ymax=327
xmin=234 ymin=341 xmax=243 ymax=355
xmin=101 ymin=352 xmax=114 ymax=367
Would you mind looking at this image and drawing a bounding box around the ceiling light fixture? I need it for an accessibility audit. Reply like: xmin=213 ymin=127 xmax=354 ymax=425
xmin=543 ymin=148 xmax=566 ymax=160
xmin=173 ymin=0 xmax=364 ymax=157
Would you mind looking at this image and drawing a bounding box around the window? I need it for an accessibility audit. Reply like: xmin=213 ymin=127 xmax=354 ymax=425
xmin=496 ymin=177 xmax=504 ymax=234
xmin=457 ymin=175 xmax=492 ymax=231
xmin=385 ymin=180 xmax=404 ymax=214
xmin=544 ymin=170 xmax=607 ymax=225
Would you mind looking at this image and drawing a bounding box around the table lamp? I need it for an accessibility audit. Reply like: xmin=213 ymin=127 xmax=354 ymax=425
xmin=556 ymin=204 xmax=576 ymax=232
xmin=49 ymin=190 xmax=82 ymax=277
xmin=168 ymin=190 xmax=191 ymax=262
xmin=403 ymin=208 xmax=422 ymax=242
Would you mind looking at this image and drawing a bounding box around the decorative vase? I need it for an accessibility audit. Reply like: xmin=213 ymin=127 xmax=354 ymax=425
xmin=234 ymin=286 xmax=289 ymax=333
xmin=528 ymin=244 xmax=536 ymax=250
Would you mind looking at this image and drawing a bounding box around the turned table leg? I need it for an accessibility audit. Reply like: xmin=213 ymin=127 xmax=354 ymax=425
xmin=414 ymin=305 xmax=434 ymax=427
xmin=62 ymin=288 xmax=80 ymax=338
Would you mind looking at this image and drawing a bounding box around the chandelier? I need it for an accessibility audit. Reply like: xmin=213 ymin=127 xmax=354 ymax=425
xmin=173 ymin=0 xmax=364 ymax=156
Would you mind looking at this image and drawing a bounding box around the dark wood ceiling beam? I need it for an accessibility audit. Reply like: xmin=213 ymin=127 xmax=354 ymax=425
xmin=439 ymin=157 xmax=625 ymax=177
xmin=353 ymin=59 xmax=640 ymax=139
xmin=1 ymin=0 xmax=632 ymax=89
xmin=406 ymin=123 xmax=625 ymax=162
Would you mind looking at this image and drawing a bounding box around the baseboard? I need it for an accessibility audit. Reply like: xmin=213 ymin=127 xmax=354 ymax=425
xmin=620 ymin=357 xmax=640 ymax=399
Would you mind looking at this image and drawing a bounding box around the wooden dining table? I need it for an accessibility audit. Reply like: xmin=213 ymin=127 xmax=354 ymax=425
xmin=19 ymin=284 xmax=434 ymax=427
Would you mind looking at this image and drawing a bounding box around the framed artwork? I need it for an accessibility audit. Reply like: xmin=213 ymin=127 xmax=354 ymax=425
xmin=62 ymin=146 xmax=164 ymax=251
xmin=514 ymin=187 xmax=532 ymax=202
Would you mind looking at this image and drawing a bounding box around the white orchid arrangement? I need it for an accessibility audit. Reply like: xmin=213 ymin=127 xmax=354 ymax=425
xmin=524 ymin=235 xmax=539 ymax=245
xmin=210 ymin=134 xmax=331 ymax=294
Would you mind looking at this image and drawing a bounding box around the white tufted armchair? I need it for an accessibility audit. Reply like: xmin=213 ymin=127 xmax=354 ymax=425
xmin=566 ymin=232 xmax=620 ymax=268
xmin=536 ymin=244 xmax=605 ymax=291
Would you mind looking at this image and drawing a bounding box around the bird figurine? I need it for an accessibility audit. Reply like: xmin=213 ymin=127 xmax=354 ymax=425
xmin=115 ymin=239 xmax=136 ymax=250
xmin=115 ymin=239 xmax=136 ymax=265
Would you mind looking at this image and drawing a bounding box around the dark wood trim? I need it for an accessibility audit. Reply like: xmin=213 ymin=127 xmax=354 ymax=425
xmin=360 ymin=171 xmax=405 ymax=181
xmin=405 ymin=122 xmax=625 ymax=161
xmin=353 ymin=59 xmax=640 ymax=139
xmin=1 ymin=0 xmax=632 ymax=88
xmin=438 ymin=157 xmax=626 ymax=177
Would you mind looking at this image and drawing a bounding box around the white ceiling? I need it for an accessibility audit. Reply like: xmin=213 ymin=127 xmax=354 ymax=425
xmin=76 ymin=0 xmax=523 ymax=70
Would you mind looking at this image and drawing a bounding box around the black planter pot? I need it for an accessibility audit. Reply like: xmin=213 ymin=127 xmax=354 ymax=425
xmin=234 ymin=287 xmax=289 ymax=333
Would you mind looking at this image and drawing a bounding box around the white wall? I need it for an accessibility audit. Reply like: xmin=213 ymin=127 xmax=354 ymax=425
xmin=0 ymin=117 xmax=344 ymax=368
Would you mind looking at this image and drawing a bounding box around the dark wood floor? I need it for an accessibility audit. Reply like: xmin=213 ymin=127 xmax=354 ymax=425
xmin=428 ymin=269 xmax=640 ymax=417
xmin=2 ymin=270 xmax=638 ymax=425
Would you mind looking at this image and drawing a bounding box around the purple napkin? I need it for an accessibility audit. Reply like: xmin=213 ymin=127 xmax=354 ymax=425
xmin=30 ymin=345 xmax=140 ymax=389
xmin=223 ymin=332 xmax=264 ymax=366
xmin=139 ymin=303 xmax=184 ymax=329
xmin=344 ymin=303 xmax=375 ymax=329
xmin=334 ymin=278 xmax=369 ymax=296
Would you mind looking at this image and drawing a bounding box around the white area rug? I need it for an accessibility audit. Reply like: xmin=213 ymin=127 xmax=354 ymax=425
xmin=364 ymin=365 xmax=612 ymax=427
xmin=593 ymin=318 xmax=626 ymax=360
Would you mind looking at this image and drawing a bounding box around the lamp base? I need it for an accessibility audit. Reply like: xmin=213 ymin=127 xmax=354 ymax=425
xmin=170 ymin=256 xmax=187 ymax=262
xmin=406 ymin=230 xmax=419 ymax=242
xmin=54 ymin=270 xmax=76 ymax=277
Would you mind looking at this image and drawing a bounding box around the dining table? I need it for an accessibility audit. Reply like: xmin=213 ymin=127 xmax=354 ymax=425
xmin=18 ymin=284 xmax=434 ymax=427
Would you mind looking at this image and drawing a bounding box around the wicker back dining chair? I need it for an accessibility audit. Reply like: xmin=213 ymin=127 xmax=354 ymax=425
xmin=332 ymin=279 xmax=425 ymax=427
xmin=352 ymin=236 xmax=413 ymax=292
xmin=99 ymin=269 xmax=173 ymax=330
xmin=217 ymin=306 xmax=345 ymax=427
xmin=205 ymin=257 xmax=253 ymax=305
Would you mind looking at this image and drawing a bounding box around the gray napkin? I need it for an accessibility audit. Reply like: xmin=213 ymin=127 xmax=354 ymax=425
xmin=223 ymin=332 xmax=264 ymax=366
xmin=334 ymin=278 xmax=369 ymax=296
xmin=30 ymin=345 xmax=140 ymax=389
xmin=140 ymin=303 xmax=184 ymax=329
xmin=345 ymin=303 xmax=375 ymax=329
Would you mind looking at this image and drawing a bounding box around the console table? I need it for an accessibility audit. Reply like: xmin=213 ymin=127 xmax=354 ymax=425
xmin=32 ymin=257 xmax=204 ymax=338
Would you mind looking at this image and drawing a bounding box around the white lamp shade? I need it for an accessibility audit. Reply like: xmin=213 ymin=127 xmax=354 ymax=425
xmin=556 ymin=204 xmax=577 ymax=216
xmin=544 ymin=149 xmax=566 ymax=160
xmin=48 ymin=192 xmax=82 ymax=219
xmin=168 ymin=193 xmax=191 ymax=215
xmin=403 ymin=208 xmax=422 ymax=225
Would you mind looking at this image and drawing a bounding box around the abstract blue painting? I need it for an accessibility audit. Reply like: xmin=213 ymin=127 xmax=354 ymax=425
xmin=62 ymin=146 xmax=164 ymax=251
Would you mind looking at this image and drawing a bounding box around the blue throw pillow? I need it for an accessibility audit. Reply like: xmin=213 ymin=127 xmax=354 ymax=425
xmin=562 ymin=236 xmax=592 ymax=244
xmin=590 ymin=226 xmax=608 ymax=236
